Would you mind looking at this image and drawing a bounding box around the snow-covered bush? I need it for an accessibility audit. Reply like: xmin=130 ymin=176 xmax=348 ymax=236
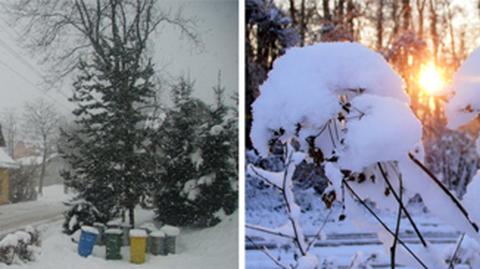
xmin=249 ymin=42 xmax=480 ymax=269
xmin=62 ymin=200 xmax=105 ymax=235
xmin=8 ymin=164 xmax=38 ymax=203
xmin=446 ymin=47 xmax=480 ymax=129
xmin=0 ymin=227 xmax=40 ymax=265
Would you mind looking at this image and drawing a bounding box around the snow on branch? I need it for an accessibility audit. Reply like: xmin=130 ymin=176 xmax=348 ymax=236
xmin=246 ymin=143 xmax=319 ymax=269
xmin=446 ymin=47 xmax=480 ymax=129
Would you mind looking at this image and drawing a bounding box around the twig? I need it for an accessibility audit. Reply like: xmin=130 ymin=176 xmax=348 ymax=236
xmin=448 ymin=233 xmax=465 ymax=269
xmin=333 ymin=119 xmax=340 ymax=142
xmin=343 ymin=180 xmax=429 ymax=269
xmin=248 ymin=165 xmax=283 ymax=191
xmin=281 ymin=148 xmax=307 ymax=256
xmin=246 ymin=235 xmax=291 ymax=269
xmin=313 ymin=120 xmax=331 ymax=138
xmin=377 ymin=163 xmax=428 ymax=247
xmin=306 ymin=208 xmax=334 ymax=252
xmin=327 ymin=123 xmax=336 ymax=148
xmin=408 ymin=153 xmax=479 ymax=233
xmin=246 ymin=223 xmax=295 ymax=240
xmin=390 ymin=166 xmax=403 ymax=269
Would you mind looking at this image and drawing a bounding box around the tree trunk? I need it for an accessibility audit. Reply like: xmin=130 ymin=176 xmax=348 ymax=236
xmin=446 ymin=4 xmax=457 ymax=63
xmin=288 ymin=0 xmax=297 ymax=25
xmin=390 ymin=0 xmax=399 ymax=41
xmin=376 ymin=0 xmax=384 ymax=50
xmin=402 ymin=0 xmax=411 ymax=31
xmin=323 ymin=0 xmax=331 ymax=20
xmin=300 ymin=0 xmax=306 ymax=46
xmin=129 ymin=206 xmax=135 ymax=227
xmin=417 ymin=0 xmax=426 ymax=39
xmin=38 ymin=138 xmax=48 ymax=195
xmin=336 ymin=0 xmax=345 ymax=23
xmin=429 ymin=0 xmax=438 ymax=64
xmin=346 ymin=0 xmax=355 ymax=38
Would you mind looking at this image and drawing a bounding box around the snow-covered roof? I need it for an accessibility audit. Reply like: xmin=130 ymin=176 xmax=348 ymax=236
xmin=0 ymin=147 xmax=18 ymax=169
xmin=15 ymin=155 xmax=43 ymax=166
xmin=15 ymin=153 xmax=59 ymax=166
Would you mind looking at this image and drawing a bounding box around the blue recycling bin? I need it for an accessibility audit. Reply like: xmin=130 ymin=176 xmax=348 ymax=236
xmin=78 ymin=226 xmax=99 ymax=257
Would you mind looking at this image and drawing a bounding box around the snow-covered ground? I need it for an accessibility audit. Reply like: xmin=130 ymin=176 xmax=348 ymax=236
xmin=246 ymin=244 xmax=436 ymax=269
xmin=0 ymin=184 xmax=238 ymax=268
xmin=1 ymin=210 xmax=238 ymax=269
xmin=246 ymin=211 xmax=461 ymax=269
xmin=0 ymin=185 xmax=71 ymax=235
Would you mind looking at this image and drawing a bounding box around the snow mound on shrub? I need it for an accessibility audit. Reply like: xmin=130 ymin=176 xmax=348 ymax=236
xmin=338 ymin=94 xmax=421 ymax=172
xmin=446 ymin=47 xmax=480 ymax=129
xmin=251 ymin=42 xmax=417 ymax=172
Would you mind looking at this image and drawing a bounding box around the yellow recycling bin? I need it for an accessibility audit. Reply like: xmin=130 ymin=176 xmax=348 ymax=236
xmin=129 ymin=229 xmax=148 ymax=264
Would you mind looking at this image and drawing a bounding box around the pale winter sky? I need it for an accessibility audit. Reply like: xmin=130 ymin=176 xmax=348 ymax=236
xmin=0 ymin=0 xmax=238 ymax=116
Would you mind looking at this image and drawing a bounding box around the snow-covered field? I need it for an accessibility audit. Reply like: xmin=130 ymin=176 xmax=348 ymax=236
xmin=1 ymin=211 xmax=238 ymax=269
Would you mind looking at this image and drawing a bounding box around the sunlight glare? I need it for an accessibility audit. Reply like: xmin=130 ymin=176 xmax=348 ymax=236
xmin=418 ymin=62 xmax=445 ymax=95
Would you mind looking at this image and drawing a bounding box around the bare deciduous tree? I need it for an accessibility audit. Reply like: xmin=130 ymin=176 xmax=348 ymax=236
xmin=0 ymin=109 xmax=19 ymax=157
xmin=23 ymin=98 xmax=60 ymax=195
xmin=7 ymin=0 xmax=199 ymax=86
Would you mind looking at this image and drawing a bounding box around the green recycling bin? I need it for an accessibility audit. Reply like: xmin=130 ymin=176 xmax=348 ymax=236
xmin=93 ymin=222 xmax=106 ymax=246
xmin=160 ymin=225 xmax=180 ymax=254
xmin=149 ymin=231 xmax=166 ymax=256
xmin=105 ymin=228 xmax=123 ymax=260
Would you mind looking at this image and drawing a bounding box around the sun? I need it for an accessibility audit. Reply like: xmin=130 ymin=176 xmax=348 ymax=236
xmin=418 ymin=62 xmax=445 ymax=95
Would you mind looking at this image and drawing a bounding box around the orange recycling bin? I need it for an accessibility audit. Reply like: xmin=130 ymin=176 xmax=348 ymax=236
xmin=129 ymin=229 xmax=148 ymax=264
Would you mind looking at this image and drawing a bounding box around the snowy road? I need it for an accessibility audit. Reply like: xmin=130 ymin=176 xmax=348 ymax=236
xmin=0 ymin=199 xmax=65 ymax=235
xmin=0 ymin=185 xmax=70 ymax=236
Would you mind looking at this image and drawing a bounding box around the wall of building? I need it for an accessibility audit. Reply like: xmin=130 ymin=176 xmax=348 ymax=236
xmin=0 ymin=169 xmax=9 ymax=205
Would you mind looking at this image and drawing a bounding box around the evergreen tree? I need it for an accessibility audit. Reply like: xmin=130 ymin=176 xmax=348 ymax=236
xmin=194 ymin=80 xmax=238 ymax=225
xmin=61 ymin=41 xmax=157 ymax=229
xmin=152 ymin=78 xmax=209 ymax=225
xmin=153 ymin=77 xmax=237 ymax=227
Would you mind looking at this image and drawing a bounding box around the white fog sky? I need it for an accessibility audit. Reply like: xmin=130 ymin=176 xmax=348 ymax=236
xmin=0 ymin=0 xmax=238 ymax=116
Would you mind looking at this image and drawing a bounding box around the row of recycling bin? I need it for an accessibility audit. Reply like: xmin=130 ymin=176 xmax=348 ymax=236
xmin=78 ymin=221 xmax=180 ymax=264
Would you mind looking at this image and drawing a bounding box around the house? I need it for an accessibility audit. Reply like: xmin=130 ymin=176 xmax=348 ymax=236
xmin=16 ymin=153 xmax=65 ymax=186
xmin=13 ymin=141 xmax=38 ymax=159
xmin=0 ymin=125 xmax=19 ymax=205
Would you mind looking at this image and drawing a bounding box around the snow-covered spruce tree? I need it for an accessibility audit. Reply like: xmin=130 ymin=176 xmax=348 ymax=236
xmin=153 ymin=78 xmax=237 ymax=227
xmin=152 ymin=78 xmax=210 ymax=226
xmin=194 ymin=81 xmax=238 ymax=224
xmin=248 ymin=42 xmax=480 ymax=269
xmin=60 ymin=36 xmax=157 ymax=230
